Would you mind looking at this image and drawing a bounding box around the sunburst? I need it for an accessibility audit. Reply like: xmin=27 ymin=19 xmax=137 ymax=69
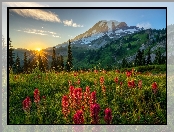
xmin=36 ymin=48 xmax=41 ymax=52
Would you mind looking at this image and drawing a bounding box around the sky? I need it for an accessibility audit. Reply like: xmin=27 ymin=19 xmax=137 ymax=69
xmin=2 ymin=2 xmax=172 ymax=51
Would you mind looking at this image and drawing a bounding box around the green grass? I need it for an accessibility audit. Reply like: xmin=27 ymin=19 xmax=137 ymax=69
xmin=120 ymin=65 xmax=166 ymax=74
xmin=9 ymin=67 xmax=166 ymax=124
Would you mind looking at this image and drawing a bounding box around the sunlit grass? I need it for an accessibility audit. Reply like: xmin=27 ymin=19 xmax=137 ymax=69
xmin=9 ymin=68 xmax=166 ymax=124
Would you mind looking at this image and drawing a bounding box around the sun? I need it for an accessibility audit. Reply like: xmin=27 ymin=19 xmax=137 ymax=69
xmin=36 ymin=48 xmax=41 ymax=52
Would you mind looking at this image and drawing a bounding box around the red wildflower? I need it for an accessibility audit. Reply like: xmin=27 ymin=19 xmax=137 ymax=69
xmin=128 ymin=81 xmax=132 ymax=87
xmin=126 ymin=71 xmax=132 ymax=77
xmin=102 ymin=85 xmax=106 ymax=94
xmin=22 ymin=96 xmax=32 ymax=112
xmin=73 ymin=88 xmax=82 ymax=100
xmin=85 ymin=86 xmax=90 ymax=93
xmin=68 ymin=86 xmax=75 ymax=108
xmin=90 ymin=91 xmax=96 ymax=104
xmin=138 ymin=80 xmax=142 ymax=89
xmin=83 ymin=86 xmax=91 ymax=106
xmin=74 ymin=72 xmax=77 ymax=76
xmin=152 ymin=82 xmax=158 ymax=94
xmin=90 ymin=103 xmax=100 ymax=124
xmin=120 ymin=82 xmax=123 ymax=87
xmin=77 ymin=79 xmax=81 ymax=85
xmin=34 ymin=88 xmax=40 ymax=104
xmin=69 ymin=86 xmax=75 ymax=97
xmin=116 ymin=70 xmax=120 ymax=73
xmin=62 ymin=95 xmax=70 ymax=118
xmin=73 ymin=110 xmax=84 ymax=124
xmin=104 ymin=108 xmax=112 ymax=124
xmin=100 ymin=76 xmax=104 ymax=84
xmin=73 ymin=88 xmax=83 ymax=110
xmin=42 ymin=95 xmax=46 ymax=100
xmin=128 ymin=80 xmax=136 ymax=88
xmin=114 ymin=77 xmax=119 ymax=83
xmin=131 ymin=80 xmax=136 ymax=88
xmin=94 ymin=70 xmax=98 ymax=74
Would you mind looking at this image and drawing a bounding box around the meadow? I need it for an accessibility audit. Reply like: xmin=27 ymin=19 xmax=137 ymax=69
xmin=9 ymin=67 xmax=166 ymax=124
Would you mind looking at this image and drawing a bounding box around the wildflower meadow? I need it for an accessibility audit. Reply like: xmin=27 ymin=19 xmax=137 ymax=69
xmin=9 ymin=68 xmax=166 ymax=124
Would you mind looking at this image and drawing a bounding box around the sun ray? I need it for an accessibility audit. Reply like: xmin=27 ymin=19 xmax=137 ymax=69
xmin=36 ymin=48 xmax=41 ymax=52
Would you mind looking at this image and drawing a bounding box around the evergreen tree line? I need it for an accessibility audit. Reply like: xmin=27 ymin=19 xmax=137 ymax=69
xmin=121 ymin=47 xmax=166 ymax=68
xmin=9 ymin=36 xmax=166 ymax=73
xmin=9 ymin=38 xmax=73 ymax=74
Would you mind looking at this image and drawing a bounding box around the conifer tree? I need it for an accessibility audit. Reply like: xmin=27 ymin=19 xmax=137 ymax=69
xmin=154 ymin=48 xmax=162 ymax=65
xmin=43 ymin=55 xmax=49 ymax=71
xmin=51 ymin=47 xmax=56 ymax=70
xmin=60 ymin=55 xmax=64 ymax=71
xmin=38 ymin=54 xmax=44 ymax=72
xmin=27 ymin=58 xmax=32 ymax=73
xmin=135 ymin=49 xmax=143 ymax=66
xmin=66 ymin=39 xmax=73 ymax=72
xmin=15 ymin=53 xmax=21 ymax=73
xmin=56 ymin=53 xmax=61 ymax=71
xmin=142 ymin=49 xmax=146 ymax=65
xmin=146 ymin=48 xmax=151 ymax=65
xmin=122 ymin=58 xmax=128 ymax=68
xmin=23 ymin=52 xmax=28 ymax=73
xmin=9 ymin=38 xmax=15 ymax=70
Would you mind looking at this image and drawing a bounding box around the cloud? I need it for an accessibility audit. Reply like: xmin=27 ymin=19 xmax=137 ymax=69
xmin=136 ymin=22 xmax=152 ymax=29
xmin=16 ymin=28 xmax=60 ymax=37
xmin=63 ymin=19 xmax=73 ymax=26
xmin=23 ymin=29 xmax=48 ymax=35
xmin=10 ymin=9 xmax=61 ymax=23
xmin=48 ymin=31 xmax=57 ymax=35
xmin=4 ymin=2 xmax=84 ymax=28
xmin=63 ymin=19 xmax=83 ymax=27
xmin=52 ymin=35 xmax=60 ymax=38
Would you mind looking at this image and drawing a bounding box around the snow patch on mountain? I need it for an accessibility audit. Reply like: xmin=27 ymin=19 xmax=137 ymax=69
xmin=55 ymin=20 xmax=143 ymax=49
xmin=115 ymin=29 xmax=124 ymax=33
xmin=124 ymin=28 xmax=138 ymax=33
xmin=107 ymin=31 xmax=113 ymax=36
xmin=80 ymin=32 xmax=105 ymax=44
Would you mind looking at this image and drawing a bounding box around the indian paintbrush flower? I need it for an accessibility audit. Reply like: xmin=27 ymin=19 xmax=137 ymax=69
xmin=90 ymin=103 xmax=100 ymax=124
xmin=138 ymin=80 xmax=142 ymax=89
xmin=90 ymin=91 xmax=96 ymax=105
xmin=128 ymin=80 xmax=136 ymax=88
xmin=62 ymin=95 xmax=70 ymax=118
xmin=114 ymin=77 xmax=119 ymax=83
xmin=73 ymin=110 xmax=84 ymax=124
xmin=100 ymin=76 xmax=104 ymax=85
xmin=104 ymin=108 xmax=112 ymax=124
xmin=34 ymin=88 xmax=40 ymax=104
xmin=152 ymin=82 xmax=158 ymax=94
xmin=22 ymin=96 xmax=32 ymax=112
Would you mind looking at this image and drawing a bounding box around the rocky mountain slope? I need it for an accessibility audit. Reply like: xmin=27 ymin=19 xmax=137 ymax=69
xmin=53 ymin=20 xmax=143 ymax=50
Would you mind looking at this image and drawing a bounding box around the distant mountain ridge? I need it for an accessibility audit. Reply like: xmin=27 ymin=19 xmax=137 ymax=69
xmin=52 ymin=20 xmax=143 ymax=49
xmin=11 ymin=21 xmax=168 ymax=70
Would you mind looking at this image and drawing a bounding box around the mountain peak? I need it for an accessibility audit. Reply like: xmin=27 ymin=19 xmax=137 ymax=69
xmin=55 ymin=20 xmax=142 ymax=49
